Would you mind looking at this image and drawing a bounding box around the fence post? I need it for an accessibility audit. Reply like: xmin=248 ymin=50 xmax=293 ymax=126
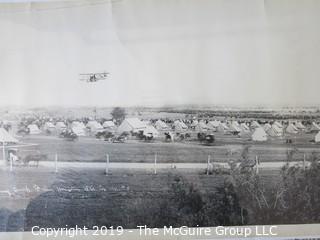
xmin=303 ymin=153 xmax=306 ymax=171
xmin=105 ymin=154 xmax=109 ymax=175
xmin=154 ymin=153 xmax=157 ymax=174
xmin=255 ymin=155 xmax=259 ymax=174
xmin=55 ymin=153 xmax=58 ymax=173
xmin=10 ymin=154 xmax=13 ymax=172
xmin=2 ymin=142 xmax=5 ymax=165
xmin=207 ymin=155 xmax=211 ymax=175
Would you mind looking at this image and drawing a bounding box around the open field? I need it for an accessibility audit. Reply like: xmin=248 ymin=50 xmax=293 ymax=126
xmin=0 ymin=166 xmax=280 ymax=231
xmin=13 ymin=133 xmax=320 ymax=164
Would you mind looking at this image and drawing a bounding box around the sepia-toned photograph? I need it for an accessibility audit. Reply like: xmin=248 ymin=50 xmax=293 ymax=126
xmin=0 ymin=0 xmax=320 ymax=239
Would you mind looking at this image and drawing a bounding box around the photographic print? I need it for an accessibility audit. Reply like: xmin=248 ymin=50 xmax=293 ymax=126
xmin=0 ymin=0 xmax=319 ymax=239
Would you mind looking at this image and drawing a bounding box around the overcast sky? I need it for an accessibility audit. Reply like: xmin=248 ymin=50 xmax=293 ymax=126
xmin=0 ymin=0 xmax=320 ymax=107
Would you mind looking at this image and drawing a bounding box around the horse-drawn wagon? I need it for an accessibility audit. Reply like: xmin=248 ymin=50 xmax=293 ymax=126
xmin=7 ymin=148 xmax=47 ymax=167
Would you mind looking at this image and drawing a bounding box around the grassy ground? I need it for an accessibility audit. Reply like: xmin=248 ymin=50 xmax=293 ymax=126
xmin=0 ymin=166 xmax=282 ymax=231
xmin=15 ymin=133 xmax=320 ymax=164
xmin=0 ymin=167 xmax=233 ymax=231
xmin=0 ymin=131 xmax=315 ymax=231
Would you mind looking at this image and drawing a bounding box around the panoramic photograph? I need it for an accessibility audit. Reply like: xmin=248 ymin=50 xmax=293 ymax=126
xmin=0 ymin=0 xmax=320 ymax=239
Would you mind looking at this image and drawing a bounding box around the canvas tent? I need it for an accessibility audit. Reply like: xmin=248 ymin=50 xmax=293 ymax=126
xmin=117 ymin=118 xmax=147 ymax=133
xmin=173 ymin=120 xmax=188 ymax=132
xmin=27 ymin=124 xmax=41 ymax=134
xmin=207 ymin=120 xmax=220 ymax=131
xmin=73 ymin=121 xmax=86 ymax=129
xmin=232 ymin=121 xmax=240 ymax=127
xmin=274 ymin=121 xmax=283 ymax=129
xmin=155 ymin=120 xmax=169 ymax=131
xmin=310 ymin=122 xmax=320 ymax=133
xmin=228 ymin=122 xmax=241 ymax=134
xmin=190 ymin=120 xmax=199 ymax=128
xmin=87 ymin=121 xmax=104 ymax=133
xmin=43 ymin=122 xmax=56 ymax=133
xmin=267 ymin=124 xmax=283 ymax=137
xmin=195 ymin=121 xmax=209 ymax=132
xmin=263 ymin=123 xmax=272 ymax=132
xmin=56 ymin=122 xmax=67 ymax=131
xmin=296 ymin=122 xmax=306 ymax=130
xmin=207 ymin=120 xmax=220 ymax=129
xmin=240 ymin=123 xmax=250 ymax=133
xmin=71 ymin=121 xmax=86 ymax=136
xmin=103 ymin=121 xmax=115 ymax=129
xmin=0 ymin=128 xmax=18 ymax=144
xmin=252 ymin=127 xmax=267 ymax=142
xmin=0 ymin=128 xmax=18 ymax=162
xmin=286 ymin=123 xmax=299 ymax=134
xmin=250 ymin=121 xmax=261 ymax=129
xmin=143 ymin=125 xmax=159 ymax=138
xmin=217 ymin=122 xmax=229 ymax=133
xmin=315 ymin=132 xmax=320 ymax=143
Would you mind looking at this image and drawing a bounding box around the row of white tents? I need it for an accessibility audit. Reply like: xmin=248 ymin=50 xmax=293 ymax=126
xmin=15 ymin=118 xmax=320 ymax=143
xmin=168 ymin=119 xmax=309 ymax=136
xmin=24 ymin=120 xmax=117 ymax=136
xmin=251 ymin=124 xmax=320 ymax=142
xmin=3 ymin=118 xmax=320 ymax=146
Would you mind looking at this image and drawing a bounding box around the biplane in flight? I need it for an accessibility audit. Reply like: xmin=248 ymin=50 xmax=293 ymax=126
xmin=79 ymin=72 xmax=109 ymax=82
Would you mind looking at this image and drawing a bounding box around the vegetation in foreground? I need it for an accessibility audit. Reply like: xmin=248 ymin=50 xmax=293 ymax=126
xmin=1 ymin=151 xmax=319 ymax=231
xmin=128 ymin=147 xmax=320 ymax=227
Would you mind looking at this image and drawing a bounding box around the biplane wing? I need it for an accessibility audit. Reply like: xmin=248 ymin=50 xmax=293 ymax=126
xmin=79 ymin=72 xmax=109 ymax=82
